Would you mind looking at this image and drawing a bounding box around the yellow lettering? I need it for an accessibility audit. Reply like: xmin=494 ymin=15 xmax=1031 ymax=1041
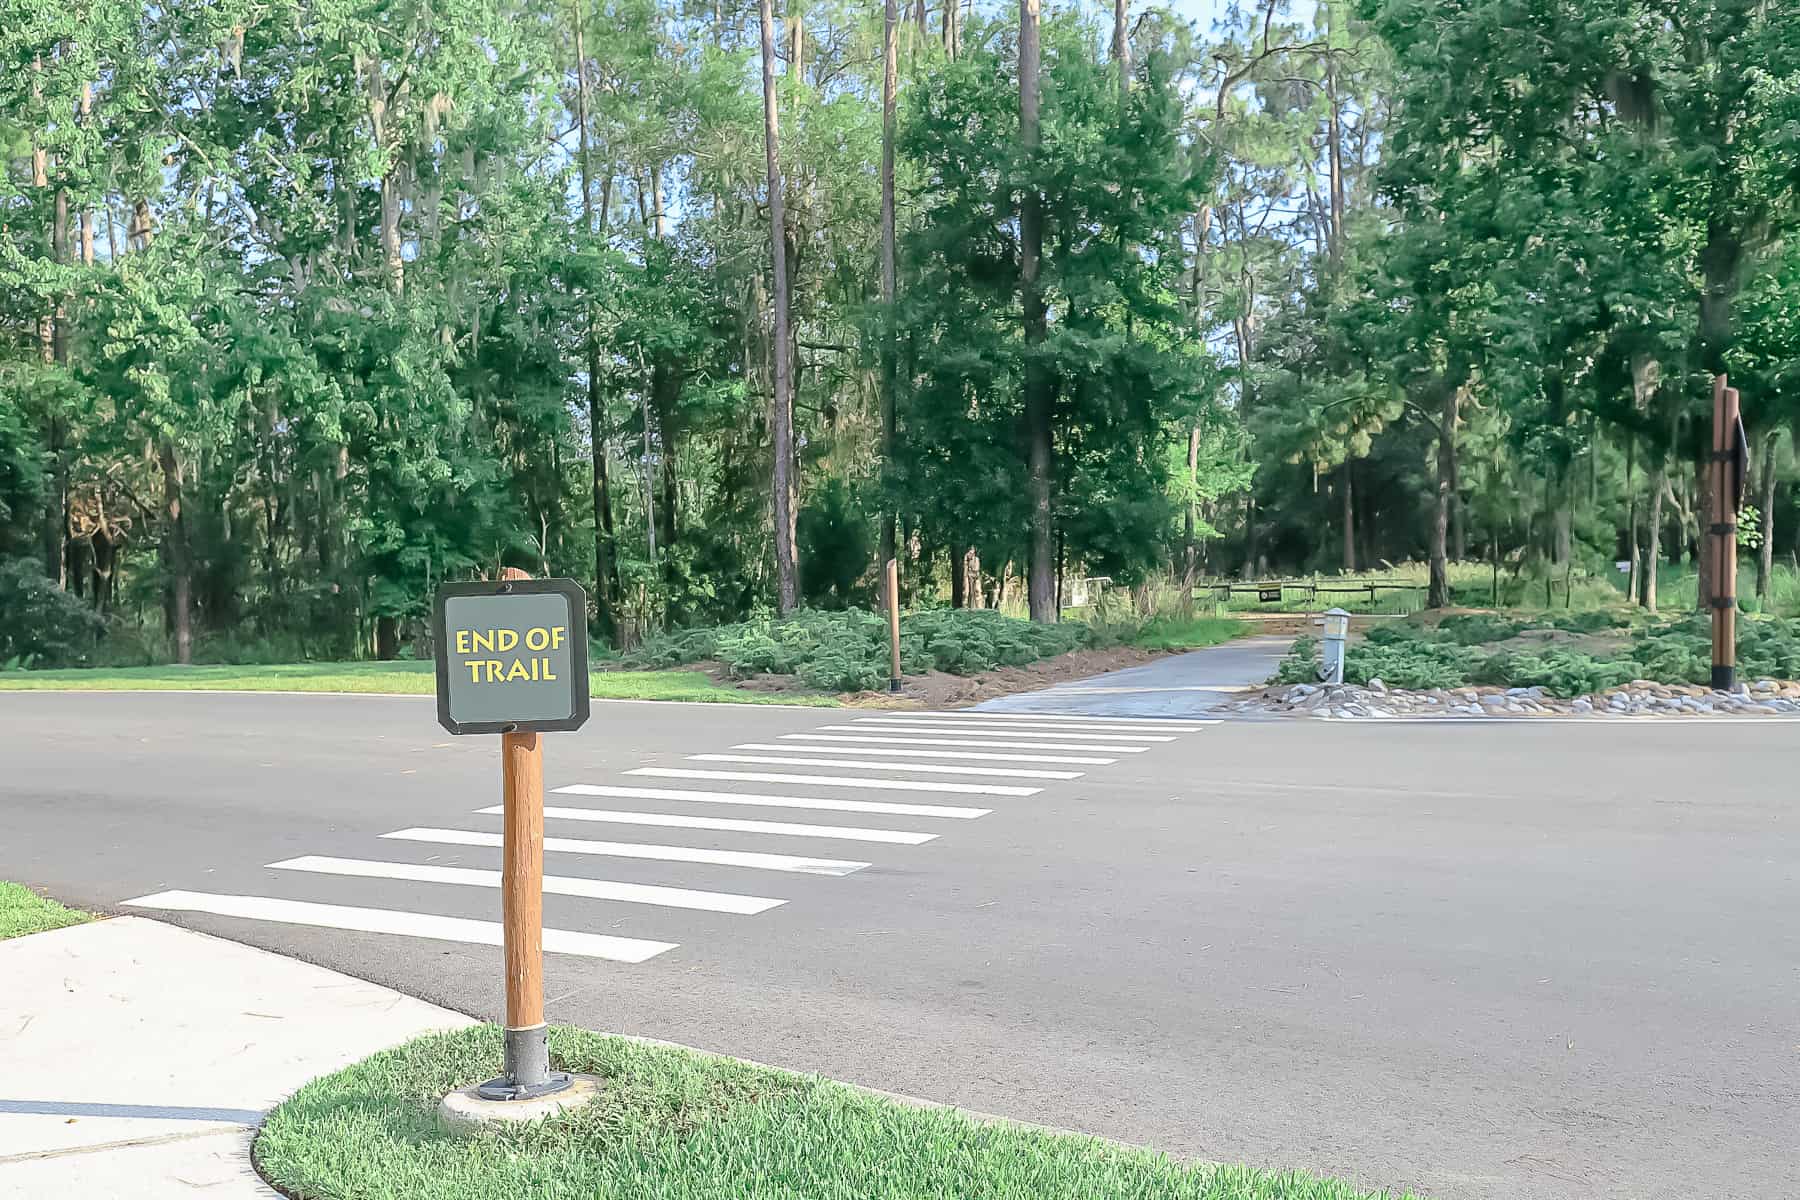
xmin=550 ymin=626 xmax=566 ymax=649
xmin=466 ymin=661 xmax=483 ymax=682
xmin=540 ymin=657 xmax=555 ymax=680
xmin=455 ymin=630 xmax=472 ymax=654
xmin=496 ymin=629 xmax=519 ymax=652
xmin=525 ymin=627 xmax=549 ymax=651
xmin=505 ymin=659 xmax=530 ymax=682
xmin=472 ymin=629 xmax=495 ymax=653
xmin=483 ymin=659 xmax=504 ymax=682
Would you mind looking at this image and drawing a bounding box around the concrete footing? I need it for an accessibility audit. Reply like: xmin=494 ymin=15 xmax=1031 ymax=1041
xmin=438 ymin=1073 xmax=604 ymax=1134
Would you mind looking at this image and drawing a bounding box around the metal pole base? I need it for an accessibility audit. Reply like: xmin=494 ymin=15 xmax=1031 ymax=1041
xmin=888 ymin=678 xmax=902 ymax=693
xmin=1711 ymin=666 xmax=1735 ymax=691
xmin=474 ymin=1024 xmax=572 ymax=1101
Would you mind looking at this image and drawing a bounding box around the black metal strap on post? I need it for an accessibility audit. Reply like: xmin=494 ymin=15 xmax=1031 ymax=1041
xmin=1707 ymin=522 xmax=1736 ymax=534
xmin=1711 ymin=596 xmax=1736 ymax=610
xmin=1708 ymin=449 xmax=1734 ymax=461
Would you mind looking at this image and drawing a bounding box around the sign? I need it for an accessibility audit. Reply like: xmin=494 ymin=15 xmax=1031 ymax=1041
xmin=1729 ymin=413 xmax=1750 ymax=512
xmin=432 ymin=578 xmax=590 ymax=735
xmin=1258 ymin=586 xmax=1283 ymax=603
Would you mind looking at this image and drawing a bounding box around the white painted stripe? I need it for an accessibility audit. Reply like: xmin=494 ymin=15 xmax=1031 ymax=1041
xmin=733 ymin=742 xmax=1114 ymax=766
xmin=834 ymin=722 xmax=1175 ymax=743
xmin=853 ymin=716 xmax=1190 ymax=735
xmin=482 ymin=806 xmax=935 ymax=846
xmin=629 ymin=767 xmax=1039 ymax=797
xmin=120 ymin=890 xmax=675 ymax=962
xmin=782 ymin=732 xmax=1149 ymax=754
xmin=688 ymin=753 xmax=1082 ymax=780
xmin=382 ymin=827 xmax=868 ymax=876
xmin=553 ymin=784 xmax=990 ymax=819
xmin=895 ymin=712 xmax=1218 ymax=728
xmin=267 ymin=855 xmax=783 ymax=914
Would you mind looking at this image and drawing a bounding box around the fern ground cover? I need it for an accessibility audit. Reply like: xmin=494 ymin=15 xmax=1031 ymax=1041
xmin=1277 ymin=611 xmax=1800 ymax=698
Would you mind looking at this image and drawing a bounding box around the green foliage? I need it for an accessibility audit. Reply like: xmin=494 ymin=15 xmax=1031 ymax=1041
xmin=1283 ymin=611 xmax=1800 ymax=696
xmin=627 ymin=608 xmax=1095 ymax=692
xmin=0 ymin=558 xmax=104 ymax=668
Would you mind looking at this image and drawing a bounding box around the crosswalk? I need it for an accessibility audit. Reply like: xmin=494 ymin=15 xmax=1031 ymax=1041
xmin=121 ymin=709 xmax=1217 ymax=964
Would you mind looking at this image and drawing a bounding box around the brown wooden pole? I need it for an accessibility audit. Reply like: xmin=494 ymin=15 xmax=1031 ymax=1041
xmin=500 ymin=729 xmax=545 ymax=1034
xmin=1718 ymin=382 xmax=1741 ymax=689
xmin=482 ymin=565 xmax=564 ymax=1099
xmin=1709 ymin=376 xmax=1733 ymax=690
xmin=885 ymin=558 xmax=902 ymax=693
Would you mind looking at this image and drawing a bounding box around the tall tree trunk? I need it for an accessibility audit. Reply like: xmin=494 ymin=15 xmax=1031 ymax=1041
xmin=1641 ymin=465 xmax=1665 ymax=611
xmin=760 ymin=0 xmax=799 ymax=614
xmin=1450 ymin=447 xmax=1466 ymax=563
xmin=571 ymin=0 xmax=617 ymax=644
xmin=1695 ymin=454 xmax=1712 ymax=615
xmin=1428 ymin=386 xmax=1457 ymax=609
xmin=364 ymin=55 xmax=403 ymax=294
xmin=1341 ymin=460 xmax=1356 ymax=572
xmin=1626 ymin=438 xmax=1640 ymax=604
xmin=1020 ymin=0 xmax=1054 ymax=622
xmin=1112 ymin=0 xmax=1129 ymax=102
xmin=1324 ymin=1 xmax=1344 ymax=268
xmin=159 ymin=441 xmax=193 ymax=664
xmin=1756 ymin=432 xmax=1777 ymax=601
xmin=79 ymin=82 xmax=95 ymax=266
xmin=879 ymin=0 xmax=899 ymax=606
xmin=941 ymin=0 xmax=959 ymax=59
xmin=1184 ymin=425 xmax=1201 ymax=580
xmin=949 ymin=544 xmax=965 ymax=608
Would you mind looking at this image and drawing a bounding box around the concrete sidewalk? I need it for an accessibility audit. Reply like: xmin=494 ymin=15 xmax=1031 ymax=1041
xmin=971 ymin=634 xmax=1293 ymax=718
xmin=0 ymin=915 xmax=472 ymax=1197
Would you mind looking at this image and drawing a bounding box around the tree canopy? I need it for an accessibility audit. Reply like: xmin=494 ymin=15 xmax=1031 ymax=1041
xmin=3 ymin=0 xmax=1798 ymax=665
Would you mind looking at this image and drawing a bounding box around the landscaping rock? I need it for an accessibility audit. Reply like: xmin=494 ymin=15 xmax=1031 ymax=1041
xmin=1227 ymin=676 xmax=1800 ymax=722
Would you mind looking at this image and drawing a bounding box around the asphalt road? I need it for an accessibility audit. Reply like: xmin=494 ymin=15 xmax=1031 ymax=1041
xmin=1 ymin=690 xmax=1794 ymax=1200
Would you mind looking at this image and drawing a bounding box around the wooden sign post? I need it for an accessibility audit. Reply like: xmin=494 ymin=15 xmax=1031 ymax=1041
xmin=1709 ymin=376 xmax=1748 ymax=692
xmin=433 ymin=570 xmax=589 ymax=1102
xmin=885 ymin=558 xmax=902 ymax=693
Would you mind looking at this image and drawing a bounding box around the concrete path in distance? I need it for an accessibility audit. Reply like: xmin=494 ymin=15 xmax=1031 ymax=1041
xmin=0 ymin=916 xmax=471 ymax=1198
xmin=970 ymin=634 xmax=1293 ymax=718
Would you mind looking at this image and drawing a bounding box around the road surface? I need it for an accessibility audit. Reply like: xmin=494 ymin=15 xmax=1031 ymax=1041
xmin=1 ymin=689 xmax=1794 ymax=1200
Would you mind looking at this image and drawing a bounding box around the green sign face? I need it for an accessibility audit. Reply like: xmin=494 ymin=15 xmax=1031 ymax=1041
xmin=432 ymin=579 xmax=590 ymax=735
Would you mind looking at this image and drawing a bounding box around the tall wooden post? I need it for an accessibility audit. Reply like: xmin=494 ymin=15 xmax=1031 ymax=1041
xmin=499 ymin=728 xmax=549 ymax=1082
xmin=885 ymin=558 xmax=902 ymax=693
xmin=1710 ymin=376 xmax=1740 ymax=691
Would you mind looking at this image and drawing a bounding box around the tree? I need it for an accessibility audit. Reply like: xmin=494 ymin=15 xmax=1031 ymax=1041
xmin=759 ymin=0 xmax=799 ymax=614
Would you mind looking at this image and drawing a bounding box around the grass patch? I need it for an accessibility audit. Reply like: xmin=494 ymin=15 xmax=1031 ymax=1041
xmin=256 ymin=1025 xmax=1416 ymax=1200
xmin=0 ymin=881 xmax=91 ymax=940
xmin=0 ymin=661 xmax=835 ymax=706
xmin=1128 ymin=615 xmax=1247 ymax=652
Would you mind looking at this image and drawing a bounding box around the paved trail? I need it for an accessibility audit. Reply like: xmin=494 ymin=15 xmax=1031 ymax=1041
xmin=974 ymin=634 xmax=1292 ymax=717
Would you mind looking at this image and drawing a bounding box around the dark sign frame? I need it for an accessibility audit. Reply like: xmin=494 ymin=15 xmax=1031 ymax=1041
xmin=432 ymin=578 xmax=590 ymax=735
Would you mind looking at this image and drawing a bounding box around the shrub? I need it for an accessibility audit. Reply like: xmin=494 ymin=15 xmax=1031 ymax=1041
xmin=0 ymin=558 xmax=105 ymax=668
xmin=1436 ymin=614 xmax=1527 ymax=644
xmin=621 ymin=608 xmax=1092 ymax=689
xmin=1275 ymin=636 xmax=1320 ymax=683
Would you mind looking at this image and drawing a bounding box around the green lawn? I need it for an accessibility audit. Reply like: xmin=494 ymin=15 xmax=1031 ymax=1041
xmin=0 ymin=881 xmax=91 ymax=941
xmin=0 ymin=661 xmax=836 ymax=706
xmin=1127 ymin=615 xmax=1248 ymax=652
xmin=255 ymin=1025 xmax=1417 ymax=1200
